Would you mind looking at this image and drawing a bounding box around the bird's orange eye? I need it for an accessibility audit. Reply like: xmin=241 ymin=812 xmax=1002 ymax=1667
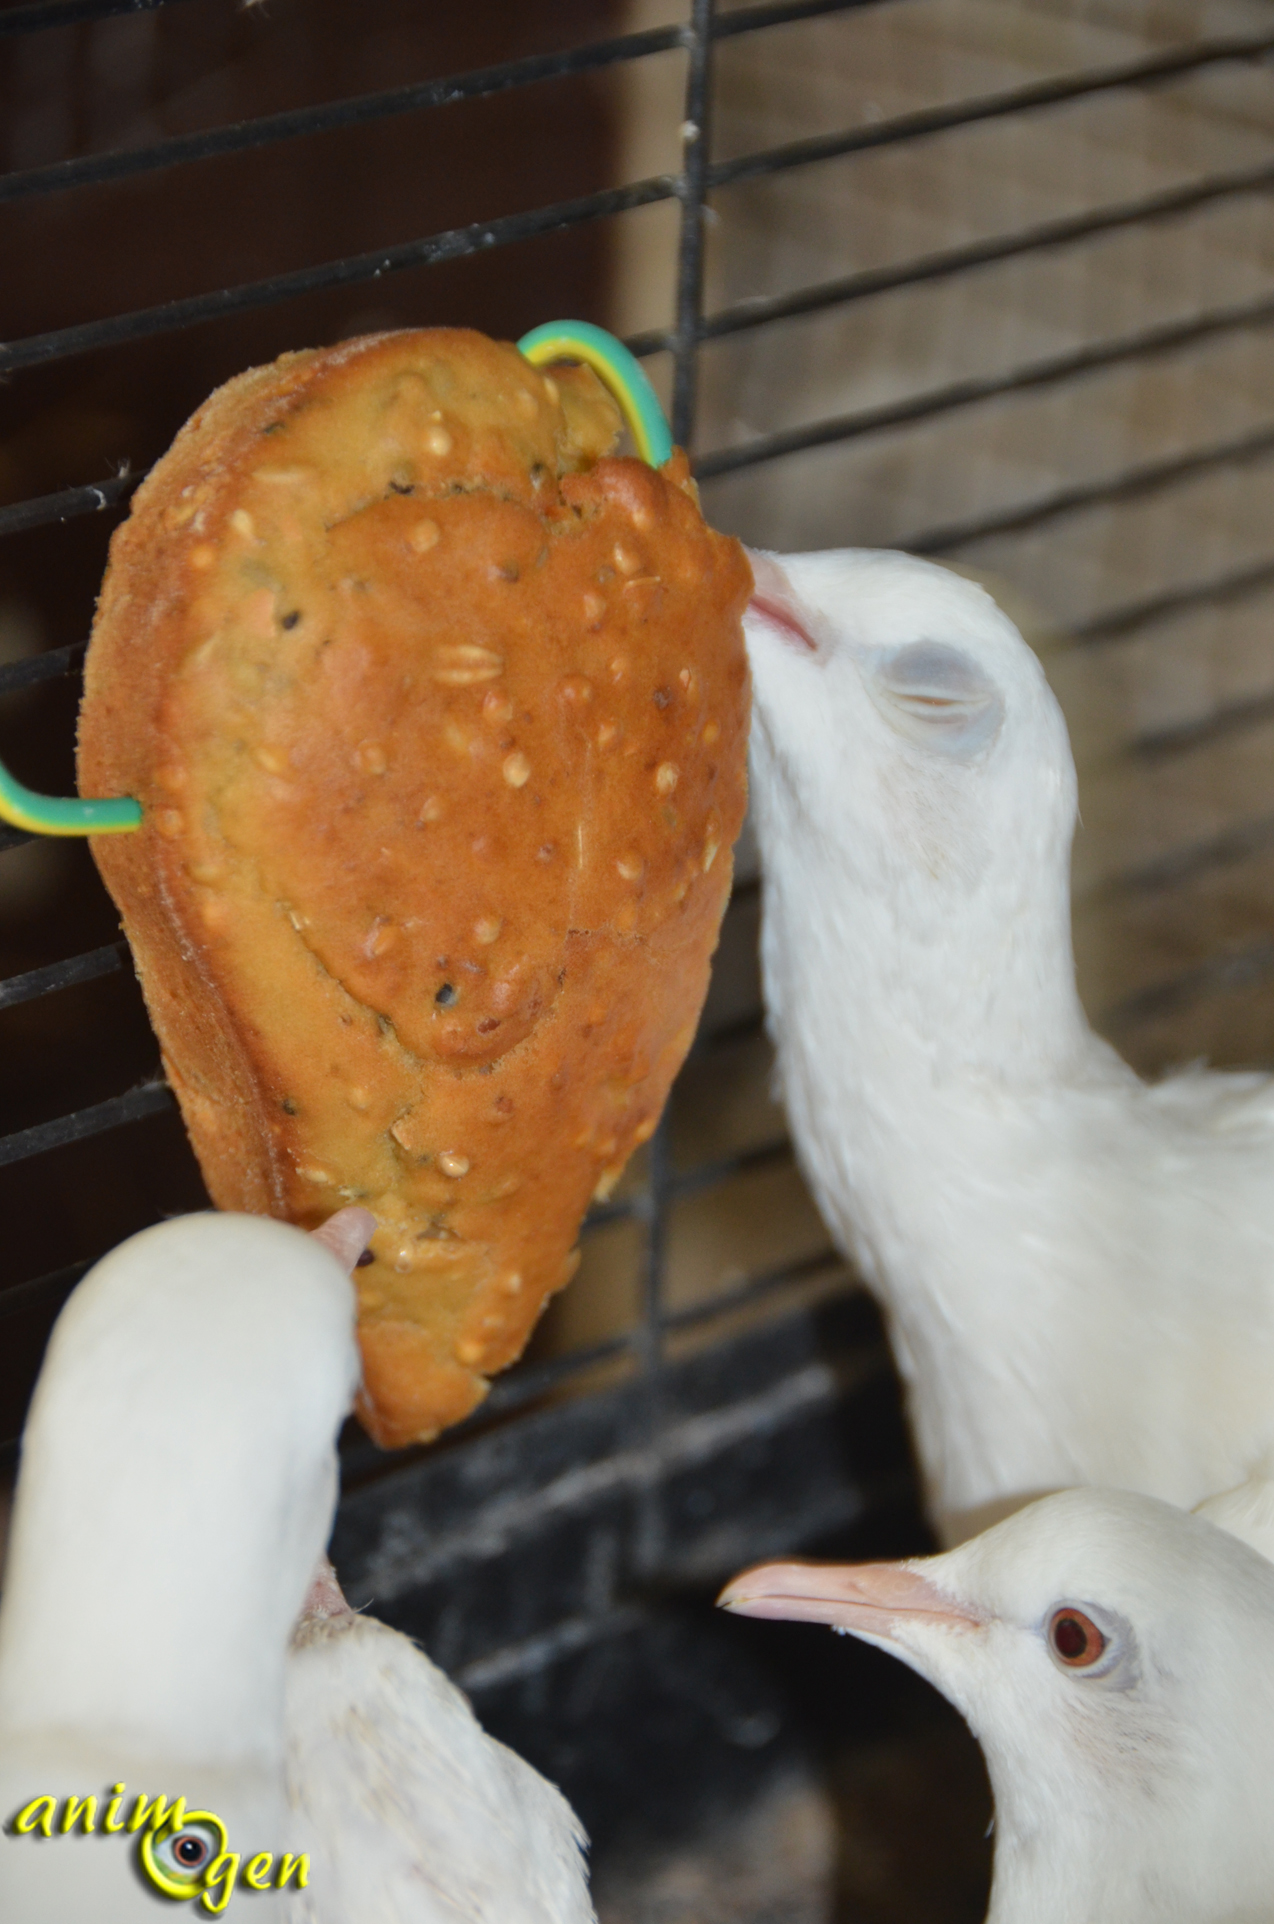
xmin=1049 ymin=1607 xmax=1106 ymax=1667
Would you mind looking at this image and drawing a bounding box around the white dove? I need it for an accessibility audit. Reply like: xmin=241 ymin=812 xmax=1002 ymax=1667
xmin=720 ymin=1487 xmax=1274 ymax=1924
xmin=0 ymin=1209 xmax=594 ymax=1923
xmin=744 ymin=547 xmax=1274 ymax=1545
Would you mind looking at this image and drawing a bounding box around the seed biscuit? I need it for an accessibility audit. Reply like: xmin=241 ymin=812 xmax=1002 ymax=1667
xmin=78 ymin=328 xmax=751 ymax=1445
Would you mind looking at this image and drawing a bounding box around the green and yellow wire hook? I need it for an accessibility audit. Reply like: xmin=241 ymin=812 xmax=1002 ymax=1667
xmin=0 ymin=323 xmax=672 ymax=841
xmin=516 ymin=321 xmax=672 ymax=468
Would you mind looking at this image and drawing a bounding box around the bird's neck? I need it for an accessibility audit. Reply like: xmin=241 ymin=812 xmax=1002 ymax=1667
xmin=976 ymin=1699 xmax=1274 ymax=1924
xmin=0 ymin=1431 xmax=312 ymax=1774
xmin=759 ymin=842 xmax=1126 ymax=1526
xmin=980 ymin=1723 xmax=1148 ymax=1924
xmin=761 ymin=838 xmax=1097 ymax=1097
xmin=986 ymin=1824 xmax=1121 ymax=1924
xmin=0 ymin=1577 xmax=290 ymax=1782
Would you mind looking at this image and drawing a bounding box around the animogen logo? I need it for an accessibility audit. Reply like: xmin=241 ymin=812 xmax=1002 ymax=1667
xmin=13 ymin=1787 xmax=309 ymax=1912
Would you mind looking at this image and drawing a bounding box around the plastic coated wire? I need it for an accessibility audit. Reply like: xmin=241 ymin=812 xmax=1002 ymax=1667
xmin=0 ymin=179 xmax=677 ymax=376
xmin=0 ymin=639 xmax=88 ymax=693
xmin=0 ymin=941 xmax=125 ymax=1011
xmin=0 ymin=0 xmax=882 ymax=208
xmin=0 ymin=324 xmax=660 ymax=838
xmin=907 ymin=420 xmax=1274 ymax=557
xmin=1069 ymin=552 xmax=1274 ymax=645
xmin=4 ymin=28 xmax=1271 ymax=380
xmin=0 ymin=1081 xmax=172 ymax=1170
xmin=629 ymin=155 xmax=1274 ymax=356
xmin=705 ymin=27 xmax=1274 ymax=193
xmin=7 ymin=163 xmax=1274 ymax=531
xmin=519 ymin=322 xmax=674 ymax=465
xmin=0 ymin=474 xmax=135 ymax=540
xmin=694 ymin=287 xmax=1274 ymax=480
xmin=0 ymin=0 xmax=198 ymax=36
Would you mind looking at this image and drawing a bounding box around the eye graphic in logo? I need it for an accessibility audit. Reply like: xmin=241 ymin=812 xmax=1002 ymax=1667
xmin=139 ymin=1808 xmax=228 ymax=1898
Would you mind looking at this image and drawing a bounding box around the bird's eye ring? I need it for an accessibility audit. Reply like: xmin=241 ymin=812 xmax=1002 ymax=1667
xmin=866 ymin=641 xmax=1005 ymax=758
xmin=1048 ymin=1606 xmax=1106 ymax=1669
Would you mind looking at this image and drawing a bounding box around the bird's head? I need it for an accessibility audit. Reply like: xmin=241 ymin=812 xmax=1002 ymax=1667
xmin=743 ymin=547 xmax=1076 ymax=918
xmin=721 ymin=1488 xmax=1274 ymax=1919
xmin=0 ymin=1210 xmax=369 ymax=1763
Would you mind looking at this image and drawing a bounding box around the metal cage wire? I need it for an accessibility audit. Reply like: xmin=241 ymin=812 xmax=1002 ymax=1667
xmin=4 ymin=0 xmax=1274 ymax=1689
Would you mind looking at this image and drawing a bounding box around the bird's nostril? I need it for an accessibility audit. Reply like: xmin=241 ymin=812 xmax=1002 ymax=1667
xmin=747 ymin=593 xmax=818 ymax=654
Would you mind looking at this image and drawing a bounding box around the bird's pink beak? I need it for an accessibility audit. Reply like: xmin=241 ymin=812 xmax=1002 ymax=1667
xmin=745 ymin=550 xmax=818 ymax=653
xmin=299 ymin=1554 xmax=353 ymax=1623
xmin=717 ymin=1557 xmax=981 ymax=1636
xmin=310 ymin=1206 xmax=376 ymax=1275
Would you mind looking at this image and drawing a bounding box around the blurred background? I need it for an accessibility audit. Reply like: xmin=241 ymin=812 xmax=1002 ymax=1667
xmin=3 ymin=1 xmax=1274 ymax=1916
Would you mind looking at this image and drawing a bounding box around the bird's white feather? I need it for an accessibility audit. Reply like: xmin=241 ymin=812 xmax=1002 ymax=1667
xmin=0 ymin=1212 xmax=360 ymax=1919
xmin=918 ymin=1493 xmax=1274 ymax=1923
xmin=1194 ymin=1457 xmax=1274 ymax=1566
xmin=284 ymin=1601 xmax=593 ymax=1924
xmin=0 ymin=1210 xmax=594 ymax=1922
xmin=724 ymin=1488 xmax=1274 ymax=1924
xmin=745 ymin=548 xmax=1274 ymax=1544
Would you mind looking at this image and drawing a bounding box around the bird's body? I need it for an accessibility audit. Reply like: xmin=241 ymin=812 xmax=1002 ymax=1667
xmin=286 ymin=1567 xmax=592 ymax=1924
xmin=0 ymin=1210 xmax=594 ymax=1922
xmin=744 ymin=549 xmax=1274 ymax=1542
xmin=722 ymin=1487 xmax=1274 ymax=1923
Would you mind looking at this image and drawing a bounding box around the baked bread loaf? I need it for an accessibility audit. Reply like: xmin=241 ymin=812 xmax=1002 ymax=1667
xmin=78 ymin=328 xmax=751 ymax=1446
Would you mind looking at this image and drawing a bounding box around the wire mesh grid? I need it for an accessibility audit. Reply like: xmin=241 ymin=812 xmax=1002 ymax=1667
xmin=3 ymin=0 xmax=1274 ymax=1814
xmin=0 ymin=0 xmax=871 ymax=1466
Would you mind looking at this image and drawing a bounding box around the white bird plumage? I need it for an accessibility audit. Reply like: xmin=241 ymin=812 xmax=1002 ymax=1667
xmin=744 ymin=547 xmax=1274 ymax=1544
xmin=0 ymin=1210 xmax=594 ymax=1923
xmin=720 ymin=1487 xmax=1274 ymax=1924
xmin=287 ymin=1564 xmax=591 ymax=1924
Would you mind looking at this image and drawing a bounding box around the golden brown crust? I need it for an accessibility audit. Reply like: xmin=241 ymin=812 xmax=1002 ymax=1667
xmin=78 ymin=328 xmax=751 ymax=1447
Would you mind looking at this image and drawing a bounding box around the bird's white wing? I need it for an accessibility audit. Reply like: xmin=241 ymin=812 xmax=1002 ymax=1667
xmin=1194 ymin=1463 xmax=1274 ymax=1567
xmin=284 ymin=1612 xmax=594 ymax=1924
xmin=1144 ymin=1060 xmax=1274 ymax=1135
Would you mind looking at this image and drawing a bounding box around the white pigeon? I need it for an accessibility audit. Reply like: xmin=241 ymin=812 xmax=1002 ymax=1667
xmin=720 ymin=1487 xmax=1274 ymax=1924
xmin=0 ymin=1208 xmax=595 ymax=1923
xmin=744 ymin=547 xmax=1274 ymax=1545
